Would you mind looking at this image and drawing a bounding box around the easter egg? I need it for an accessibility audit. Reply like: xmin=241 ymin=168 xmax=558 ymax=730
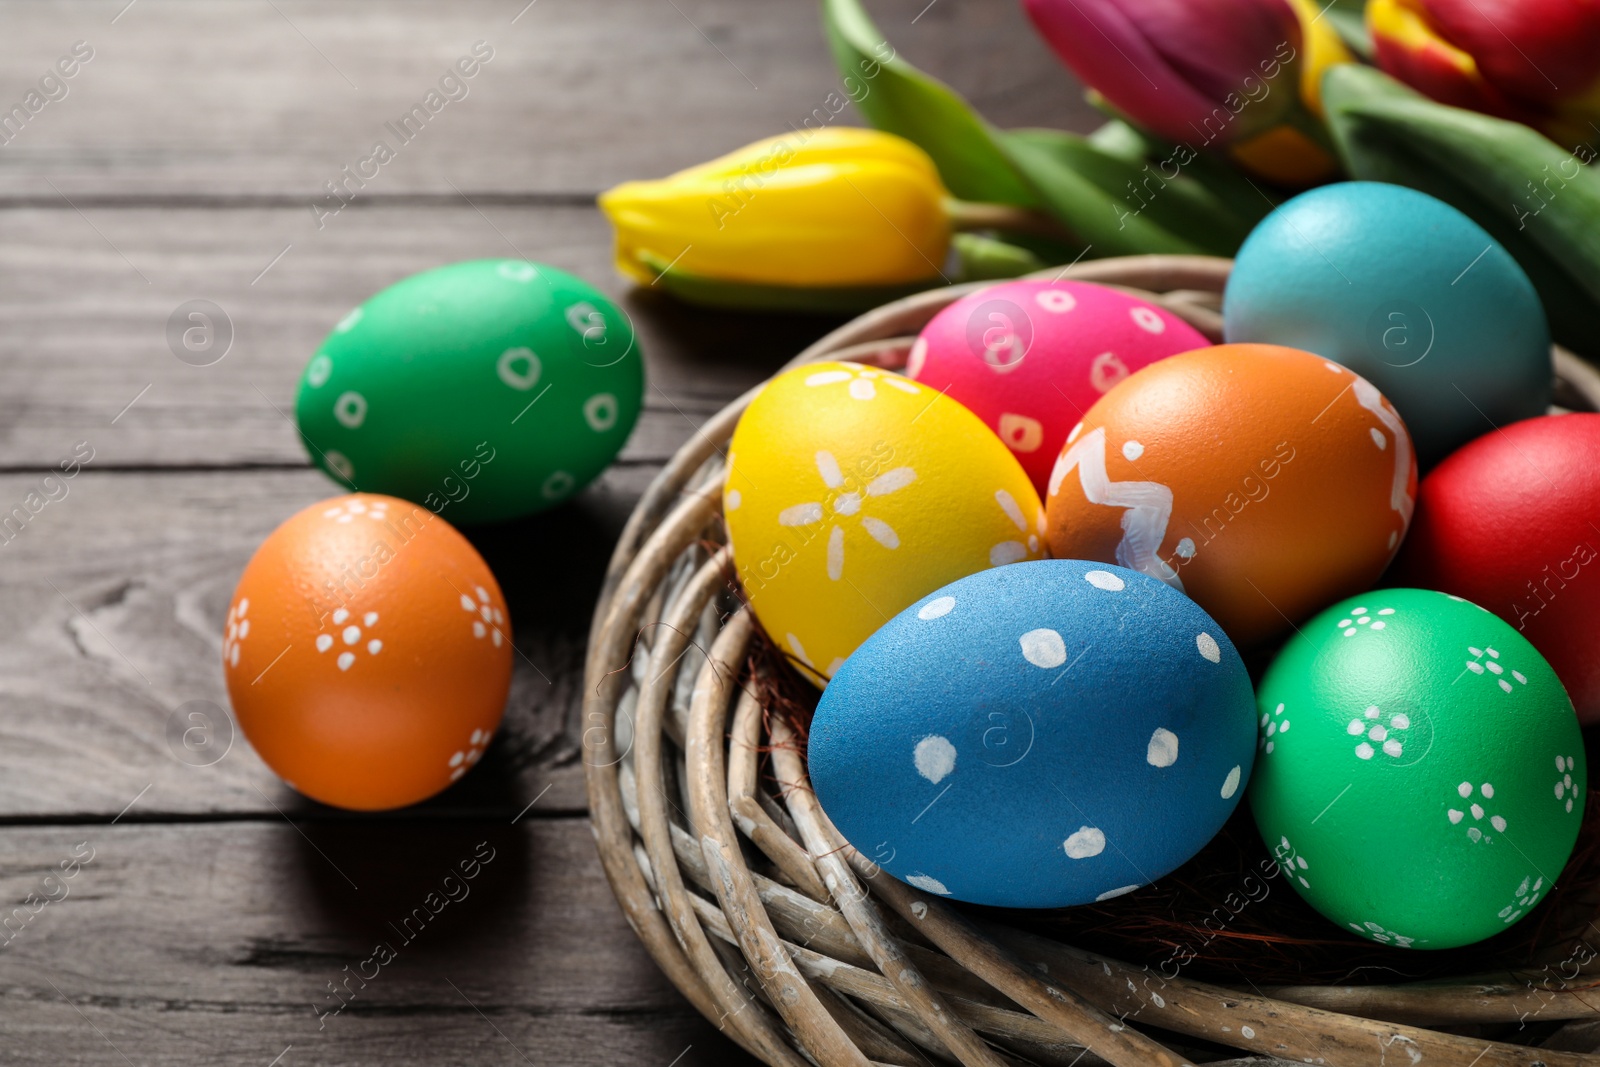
xmin=1044 ymin=343 xmax=1416 ymax=648
xmin=1251 ymin=589 xmax=1585 ymax=949
xmin=725 ymin=360 xmax=1044 ymax=685
xmin=1393 ymin=413 xmax=1600 ymax=724
xmin=295 ymin=260 xmax=643 ymax=523
xmin=1224 ymin=182 xmax=1550 ymax=468
xmin=224 ymin=493 xmax=513 ymax=810
xmin=906 ymin=280 xmax=1211 ymax=497
xmin=809 ymin=559 xmax=1257 ymax=908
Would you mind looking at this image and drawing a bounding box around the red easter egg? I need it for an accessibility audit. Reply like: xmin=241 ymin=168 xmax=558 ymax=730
xmin=1392 ymin=414 xmax=1600 ymax=723
xmin=907 ymin=280 xmax=1211 ymax=496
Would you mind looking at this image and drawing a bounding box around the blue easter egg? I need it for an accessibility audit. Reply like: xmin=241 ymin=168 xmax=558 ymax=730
xmin=1223 ymin=181 xmax=1550 ymax=468
xmin=807 ymin=559 xmax=1257 ymax=909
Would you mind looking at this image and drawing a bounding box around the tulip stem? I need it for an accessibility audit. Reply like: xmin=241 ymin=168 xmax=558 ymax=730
xmin=1281 ymin=103 xmax=1338 ymax=158
xmin=945 ymin=199 xmax=1078 ymax=244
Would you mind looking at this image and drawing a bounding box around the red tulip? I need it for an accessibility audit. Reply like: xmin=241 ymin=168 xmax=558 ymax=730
xmin=1022 ymin=0 xmax=1304 ymax=146
xmin=1370 ymin=0 xmax=1600 ymax=145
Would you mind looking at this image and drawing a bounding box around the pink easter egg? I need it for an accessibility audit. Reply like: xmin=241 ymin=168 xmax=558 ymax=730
xmin=907 ymin=280 xmax=1211 ymax=497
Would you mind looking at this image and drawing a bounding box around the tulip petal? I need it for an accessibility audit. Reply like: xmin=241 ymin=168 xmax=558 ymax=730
xmin=1123 ymin=0 xmax=1301 ymax=104
xmin=597 ymin=130 xmax=951 ymax=289
xmin=1023 ymin=0 xmax=1230 ymax=144
xmin=1421 ymin=0 xmax=1600 ymax=106
xmin=1024 ymin=0 xmax=1302 ymax=145
xmin=1369 ymin=0 xmax=1525 ymax=117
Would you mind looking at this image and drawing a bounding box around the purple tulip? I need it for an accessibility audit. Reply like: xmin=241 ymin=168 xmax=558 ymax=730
xmin=1023 ymin=0 xmax=1304 ymax=146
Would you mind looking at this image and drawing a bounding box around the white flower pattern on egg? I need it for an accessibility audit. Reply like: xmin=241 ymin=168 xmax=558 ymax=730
xmin=447 ymin=727 xmax=492 ymax=782
xmin=223 ymin=598 xmax=250 ymax=669
xmin=803 ymin=362 xmax=921 ymax=403
xmin=1347 ymin=705 xmax=1407 ymax=761
xmin=460 ymin=585 xmax=506 ymax=647
xmin=1273 ymin=834 xmax=1311 ymax=889
xmin=1348 ymin=920 xmax=1421 ymax=948
xmin=775 ymin=449 xmax=917 ymax=581
xmin=1259 ymin=702 xmax=1290 ymax=755
xmin=322 ymin=497 xmax=390 ymax=525
xmin=1465 ymin=644 xmax=1529 ymax=694
xmin=1497 ymin=874 xmax=1546 ymax=925
xmin=1446 ymin=780 xmax=1506 ymax=842
xmin=1337 ymin=605 xmax=1395 ymax=636
xmin=316 ymin=608 xmax=382 ymax=671
xmin=1555 ymin=754 xmax=1579 ymax=813
xmin=990 ymin=488 xmax=1041 ymax=565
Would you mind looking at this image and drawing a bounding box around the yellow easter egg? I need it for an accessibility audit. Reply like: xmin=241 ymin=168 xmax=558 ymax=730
xmin=725 ymin=360 xmax=1045 ymax=685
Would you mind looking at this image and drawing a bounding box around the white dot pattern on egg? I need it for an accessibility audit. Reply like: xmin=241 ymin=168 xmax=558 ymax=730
xmin=1019 ymin=628 xmax=1067 ymax=669
xmin=306 ymin=353 xmax=333 ymax=388
xmin=584 ymin=393 xmax=618 ymax=432
xmin=808 ymin=560 xmax=1257 ymax=908
xmin=905 ymin=873 xmax=950 ymax=895
xmin=324 ymin=450 xmax=355 ymax=481
xmin=1063 ymin=826 xmax=1106 ymax=859
xmin=334 ymin=391 xmax=368 ymax=429
xmin=914 ymin=736 xmax=957 ymax=784
xmin=1147 ymin=728 xmax=1179 ymax=768
xmin=1084 ymin=570 xmax=1125 ymax=592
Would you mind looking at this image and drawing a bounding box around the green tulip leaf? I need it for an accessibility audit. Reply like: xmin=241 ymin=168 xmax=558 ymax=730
xmin=1323 ymin=65 xmax=1600 ymax=354
xmin=1087 ymin=119 xmax=1279 ymax=235
xmin=1001 ymin=127 xmax=1259 ymax=257
xmin=822 ymin=0 xmax=1267 ymax=261
xmin=821 ymin=0 xmax=1040 ymax=209
xmin=1322 ymin=0 xmax=1373 ymax=59
xmin=637 ymin=250 xmax=940 ymax=314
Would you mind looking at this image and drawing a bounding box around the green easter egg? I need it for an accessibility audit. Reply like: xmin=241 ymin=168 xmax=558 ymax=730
xmin=295 ymin=259 xmax=643 ymax=523
xmin=1250 ymin=588 xmax=1585 ymax=949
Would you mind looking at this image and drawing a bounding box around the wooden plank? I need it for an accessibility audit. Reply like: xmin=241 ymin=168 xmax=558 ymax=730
xmin=0 ymin=0 xmax=1095 ymax=199
xmin=0 ymin=202 xmax=836 ymax=469
xmin=0 ymin=466 xmax=667 ymax=818
xmin=0 ymin=819 xmax=759 ymax=1066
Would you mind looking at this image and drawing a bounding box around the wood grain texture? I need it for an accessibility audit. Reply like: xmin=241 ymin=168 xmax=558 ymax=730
xmin=0 ymin=203 xmax=835 ymax=469
xmin=0 ymin=819 xmax=758 ymax=1065
xmin=0 ymin=0 xmax=1095 ymax=200
xmin=0 ymin=465 xmax=676 ymax=819
xmin=0 ymin=1 xmax=1092 ymax=1062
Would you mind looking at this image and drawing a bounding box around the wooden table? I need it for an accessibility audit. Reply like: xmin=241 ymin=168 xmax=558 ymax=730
xmin=0 ymin=2 xmax=1092 ymax=1062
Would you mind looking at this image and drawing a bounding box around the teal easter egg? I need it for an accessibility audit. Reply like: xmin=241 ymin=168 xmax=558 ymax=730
xmin=1223 ymin=182 xmax=1549 ymax=467
xmin=295 ymin=260 xmax=643 ymax=523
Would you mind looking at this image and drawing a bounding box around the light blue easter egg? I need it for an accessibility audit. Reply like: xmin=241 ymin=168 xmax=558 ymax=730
xmin=1223 ymin=182 xmax=1550 ymax=468
xmin=807 ymin=559 xmax=1257 ymax=909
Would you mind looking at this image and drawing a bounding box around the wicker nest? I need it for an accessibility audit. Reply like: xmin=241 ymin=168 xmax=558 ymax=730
xmin=583 ymin=255 xmax=1600 ymax=1067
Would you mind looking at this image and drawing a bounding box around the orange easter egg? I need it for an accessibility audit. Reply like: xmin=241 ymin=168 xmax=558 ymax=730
xmin=1044 ymin=344 xmax=1416 ymax=647
xmin=224 ymin=493 xmax=512 ymax=810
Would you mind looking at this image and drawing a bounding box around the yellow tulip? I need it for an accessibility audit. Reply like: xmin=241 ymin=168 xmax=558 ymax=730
xmin=598 ymin=127 xmax=951 ymax=289
xmin=1287 ymin=0 xmax=1354 ymax=117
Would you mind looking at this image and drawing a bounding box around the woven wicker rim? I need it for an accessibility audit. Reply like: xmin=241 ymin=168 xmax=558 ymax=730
xmin=582 ymin=254 xmax=1600 ymax=1067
